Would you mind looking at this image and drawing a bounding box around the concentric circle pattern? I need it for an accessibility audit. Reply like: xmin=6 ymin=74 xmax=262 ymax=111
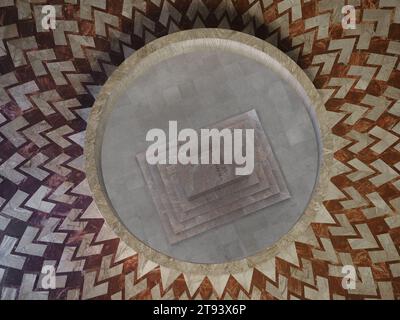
xmin=0 ymin=0 xmax=399 ymax=300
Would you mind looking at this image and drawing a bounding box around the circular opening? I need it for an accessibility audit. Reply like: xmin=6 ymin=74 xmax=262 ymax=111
xmin=86 ymin=29 xmax=331 ymax=274
xmin=100 ymin=48 xmax=321 ymax=264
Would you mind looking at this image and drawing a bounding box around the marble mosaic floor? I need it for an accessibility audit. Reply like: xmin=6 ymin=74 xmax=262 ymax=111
xmin=0 ymin=0 xmax=399 ymax=300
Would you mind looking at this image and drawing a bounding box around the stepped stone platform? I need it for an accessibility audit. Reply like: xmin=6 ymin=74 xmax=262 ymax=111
xmin=136 ymin=109 xmax=290 ymax=244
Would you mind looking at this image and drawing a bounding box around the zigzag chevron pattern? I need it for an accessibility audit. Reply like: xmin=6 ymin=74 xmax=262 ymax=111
xmin=0 ymin=0 xmax=399 ymax=300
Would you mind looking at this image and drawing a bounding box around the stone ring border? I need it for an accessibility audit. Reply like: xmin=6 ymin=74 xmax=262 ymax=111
xmin=85 ymin=28 xmax=333 ymax=276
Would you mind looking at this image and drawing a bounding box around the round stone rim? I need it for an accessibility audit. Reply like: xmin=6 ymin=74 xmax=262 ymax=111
xmin=85 ymin=29 xmax=333 ymax=275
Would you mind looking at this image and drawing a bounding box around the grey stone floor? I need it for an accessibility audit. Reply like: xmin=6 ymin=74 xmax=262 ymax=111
xmin=101 ymin=49 xmax=321 ymax=263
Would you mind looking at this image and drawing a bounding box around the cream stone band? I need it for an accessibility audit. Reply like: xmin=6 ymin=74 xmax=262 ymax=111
xmin=85 ymin=28 xmax=333 ymax=275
